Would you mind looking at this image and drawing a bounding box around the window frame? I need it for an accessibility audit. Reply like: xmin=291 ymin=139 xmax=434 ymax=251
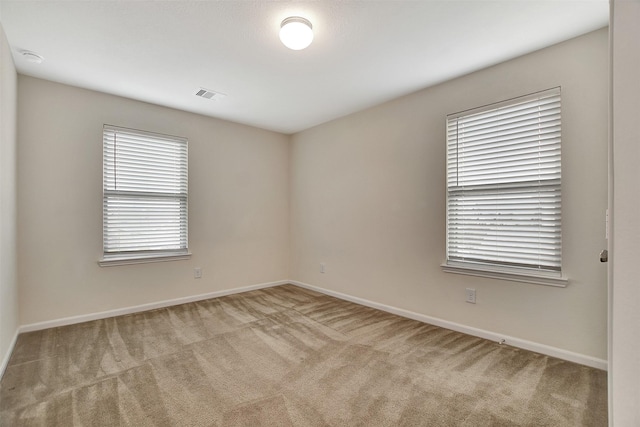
xmin=442 ymin=88 xmax=567 ymax=287
xmin=99 ymin=125 xmax=190 ymax=267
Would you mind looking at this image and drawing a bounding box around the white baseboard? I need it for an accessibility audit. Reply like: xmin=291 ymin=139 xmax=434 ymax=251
xmin=1 ymin=328 xmax=20 ymax=380
xmin=289 ymin=280 xmax=608 ymax=371
xmin=19 ymin=280 xmax=289 ymax=333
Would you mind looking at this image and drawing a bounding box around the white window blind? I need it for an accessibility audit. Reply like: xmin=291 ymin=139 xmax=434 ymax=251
xmin=102 ymin=125 xmax=188 ymax=260
xmin=446 ymin=88 xmax=561 ymax=275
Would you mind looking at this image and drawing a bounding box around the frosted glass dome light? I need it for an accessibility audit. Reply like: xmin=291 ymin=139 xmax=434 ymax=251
xmin=279 ymin=17 xmax=313 ymax=50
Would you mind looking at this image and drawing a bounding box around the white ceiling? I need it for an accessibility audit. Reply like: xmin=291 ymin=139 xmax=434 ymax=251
xmin=0 ymin=1 xmax=608 ymax=134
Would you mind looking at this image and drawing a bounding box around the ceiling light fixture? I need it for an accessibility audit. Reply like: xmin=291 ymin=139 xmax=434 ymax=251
xmin=279 ymin=16 xmax=313 ymax=50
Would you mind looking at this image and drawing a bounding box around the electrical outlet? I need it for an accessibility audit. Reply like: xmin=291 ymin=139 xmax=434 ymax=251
xmin=194 ymin=267 xmax=202 ymax=279
xmin=320 ymin=263 xmax=325 ymax=273
xmin=465 ymin=288 xmax=476 ymax=304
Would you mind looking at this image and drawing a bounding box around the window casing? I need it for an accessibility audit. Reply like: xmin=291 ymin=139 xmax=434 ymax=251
xmin=100 ymin=125 xmax=189 ymax=266
xmin=444 ymin=88 xmax=565 ymax=286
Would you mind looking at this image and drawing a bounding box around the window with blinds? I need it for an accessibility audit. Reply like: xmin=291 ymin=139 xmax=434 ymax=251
xmin=446 ymin=88 xmax=562 ymax=279
xmin=102 ymin=125 xmax=188 ymax=263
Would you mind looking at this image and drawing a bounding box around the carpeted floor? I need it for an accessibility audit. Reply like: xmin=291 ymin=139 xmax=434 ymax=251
xmin=0 ymin=284 xmax=607 ymax=426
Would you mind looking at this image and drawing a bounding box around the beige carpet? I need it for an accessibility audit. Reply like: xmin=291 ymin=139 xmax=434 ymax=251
xmin=0 ymin=284 xmax=607 ymax=426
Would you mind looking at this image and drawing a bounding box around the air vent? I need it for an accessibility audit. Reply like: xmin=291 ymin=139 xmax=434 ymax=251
xmin=195 ymin=88 xmax=227 ymax=101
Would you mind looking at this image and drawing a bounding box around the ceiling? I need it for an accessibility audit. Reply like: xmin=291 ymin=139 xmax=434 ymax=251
xmin=0 ymin=1 xmax=608 ymax=134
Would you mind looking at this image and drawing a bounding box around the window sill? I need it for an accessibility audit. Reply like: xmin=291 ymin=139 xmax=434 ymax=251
xmin=98 ymin=252 xmax=192 ymax=267
xmin=441 ymin=262 xmax=568 ymax=287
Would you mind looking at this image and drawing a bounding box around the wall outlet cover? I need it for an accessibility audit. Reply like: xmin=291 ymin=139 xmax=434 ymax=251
xmin=465 ymin=288 xmax=476 ymax=304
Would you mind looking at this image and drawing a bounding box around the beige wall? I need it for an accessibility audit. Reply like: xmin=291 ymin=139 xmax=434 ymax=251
xmin=611 ymin=1 xmax=640 ymax=425
xmin=291 ymin=29 xmax=609 ymax=360
xmin=0 ymin=23 xmax=18 ymax=366
xmin=17 ymin=76 xmax=290 ymax=325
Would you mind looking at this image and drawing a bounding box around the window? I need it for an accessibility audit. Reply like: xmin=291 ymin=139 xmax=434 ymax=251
xmin=444 ymin=88 xmax=566 ymax=286
xmin=100 ymin=125 xmax=189 ymax=266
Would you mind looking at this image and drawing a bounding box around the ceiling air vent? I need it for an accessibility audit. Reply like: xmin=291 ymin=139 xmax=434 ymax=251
xmin=195 ymin=88 xmax=227 ymax=101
